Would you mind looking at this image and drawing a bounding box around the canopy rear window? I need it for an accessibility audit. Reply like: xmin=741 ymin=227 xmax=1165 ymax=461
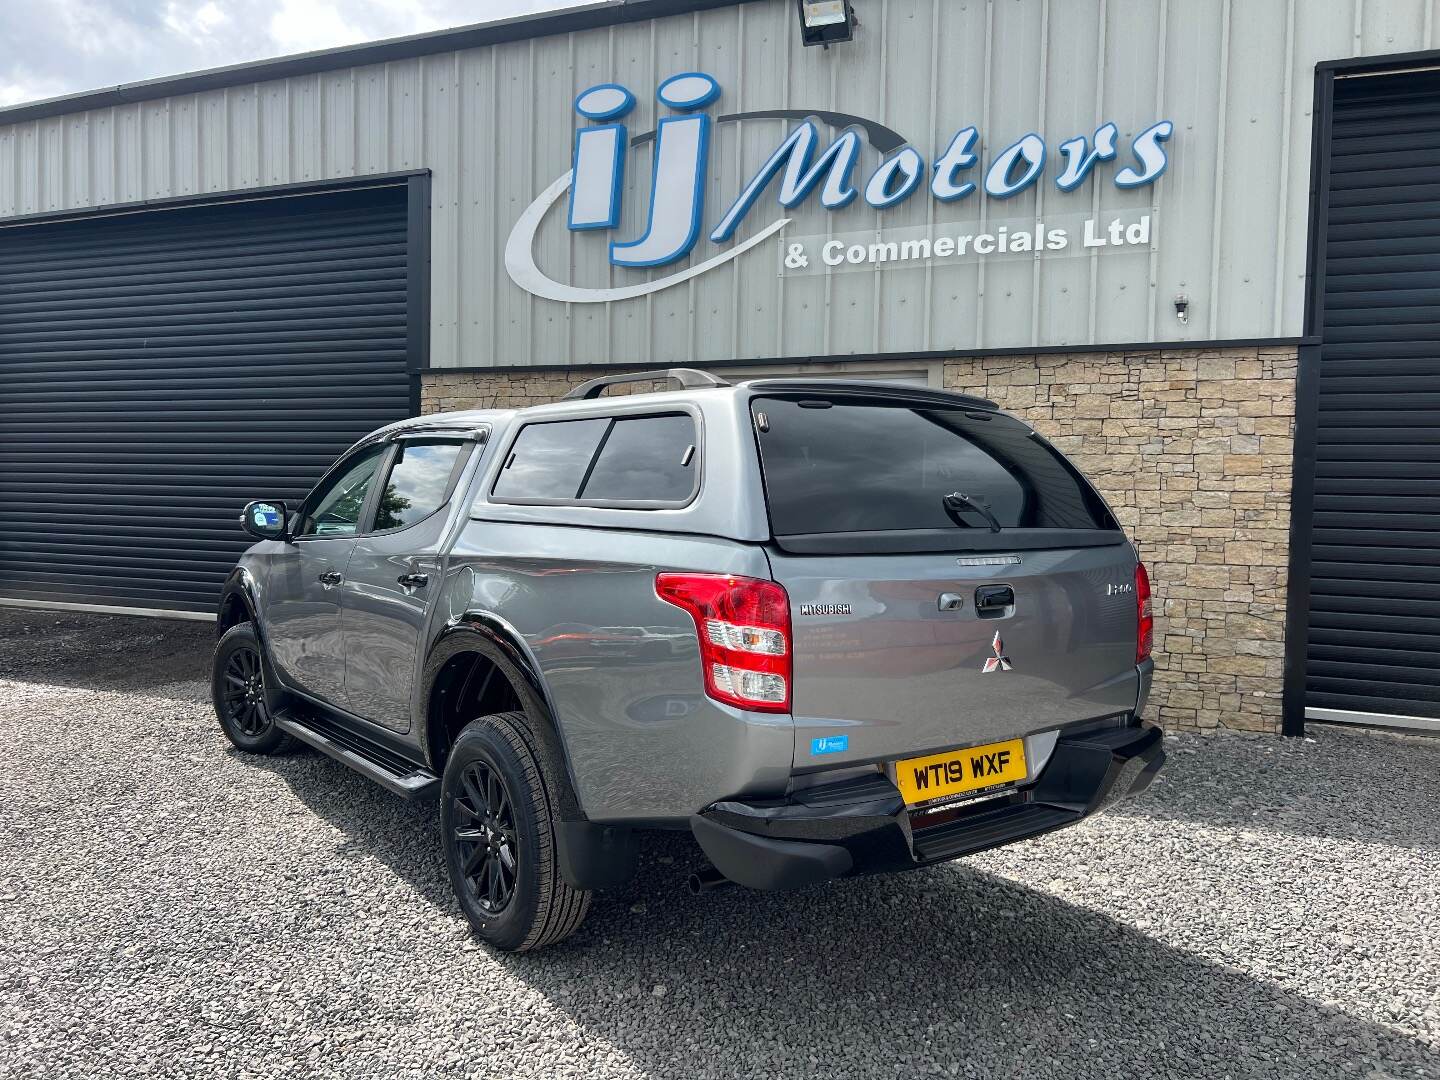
xmin=752 ymin=396 xmax=1120 ymax=551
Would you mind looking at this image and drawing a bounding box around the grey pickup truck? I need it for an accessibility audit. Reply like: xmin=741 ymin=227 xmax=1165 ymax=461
xmin=214 ymin=369 xmax=1163 ymax=952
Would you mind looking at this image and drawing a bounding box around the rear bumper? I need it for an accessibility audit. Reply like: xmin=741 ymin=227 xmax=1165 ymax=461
xmin=690 ymin=720 xmax=1164 ymax=891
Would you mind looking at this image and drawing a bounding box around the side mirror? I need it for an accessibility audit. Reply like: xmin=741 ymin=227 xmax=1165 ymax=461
xmin=241 ymin=500 xmax=290 ymax=541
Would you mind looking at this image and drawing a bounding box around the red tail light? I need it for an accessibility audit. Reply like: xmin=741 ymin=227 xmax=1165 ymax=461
xmin=656 ymin=573 xmax=791 ymax=713
xmin=1135 ymin=560 xmax=1154 ymax=664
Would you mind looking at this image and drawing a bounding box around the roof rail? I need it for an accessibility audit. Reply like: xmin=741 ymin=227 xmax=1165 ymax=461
xmin=562 ymin=367 xmax=730 ymax=401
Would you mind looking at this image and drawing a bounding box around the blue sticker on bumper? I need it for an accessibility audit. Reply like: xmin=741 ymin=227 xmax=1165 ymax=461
xmin=810 ymin=735 xmax=848 ymax=756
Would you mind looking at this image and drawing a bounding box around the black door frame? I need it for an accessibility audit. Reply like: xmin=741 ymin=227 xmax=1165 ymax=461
xmin=1282 ymin=49 xmax=1440 ymax=736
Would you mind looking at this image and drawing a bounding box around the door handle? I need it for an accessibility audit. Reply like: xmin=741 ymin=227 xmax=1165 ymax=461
xmin=398 ymin=573 xmax=430 ymax=589
xmin=318 ymin=570 xmax=343 ymax=586
xmin=975 ymin=584 xmax=1014 ymax=615
xmin=938 ymin=592 xmax=964 ymax=611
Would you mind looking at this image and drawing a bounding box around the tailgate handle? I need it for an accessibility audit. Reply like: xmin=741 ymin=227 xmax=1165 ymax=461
xmin=975 ymin=584 xmax=1014 ymax=615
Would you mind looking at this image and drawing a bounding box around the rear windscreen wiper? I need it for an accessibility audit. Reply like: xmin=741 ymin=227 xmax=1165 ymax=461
xmin=943 ymin=491 xmax=1002 ymax=533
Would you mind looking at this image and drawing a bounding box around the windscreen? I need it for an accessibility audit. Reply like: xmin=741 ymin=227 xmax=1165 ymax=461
xmin=752 ymin=396 xmax=1118 ymax=536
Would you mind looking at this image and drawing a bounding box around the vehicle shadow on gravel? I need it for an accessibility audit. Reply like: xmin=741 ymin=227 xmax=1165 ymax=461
xmin=254 ymin=750 xmax=1437 ymax=1080
xmin=534 ymin=854 xmax=1438 ymax=1078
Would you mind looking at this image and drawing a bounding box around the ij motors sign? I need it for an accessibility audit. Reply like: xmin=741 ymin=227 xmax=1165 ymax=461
xmin=505 ymin=72 xmax=1171 ymax=304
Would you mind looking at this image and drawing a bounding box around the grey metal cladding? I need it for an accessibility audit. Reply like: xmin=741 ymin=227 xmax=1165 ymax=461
xmin=1 ymin=0 xmax=1434 ymax=365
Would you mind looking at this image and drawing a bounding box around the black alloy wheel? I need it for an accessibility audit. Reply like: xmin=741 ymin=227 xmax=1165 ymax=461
xmin=441 ymin=710 xmax=590 ymax=951
xmin=452 ymin=760 xmax=519 ymax=915
xmin=221 ymin=645 xmax=269 ymax=737
xmin=211 ymin=621 xmax=293 ymax=755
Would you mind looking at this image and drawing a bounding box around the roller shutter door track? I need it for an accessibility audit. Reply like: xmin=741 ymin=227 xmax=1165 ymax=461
xmin=1307 ymin=71 xmax=1440 ymax=728
xmin=0 ymin=184 xmax=415 ymax=616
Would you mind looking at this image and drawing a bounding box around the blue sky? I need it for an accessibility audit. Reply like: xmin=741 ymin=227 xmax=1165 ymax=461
xmin=0 ymin=0 xmax=580 ymax=107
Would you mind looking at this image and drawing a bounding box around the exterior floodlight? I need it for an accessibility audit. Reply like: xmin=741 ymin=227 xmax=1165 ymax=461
xmin=797 ymin=0 xmax=855 ymax=47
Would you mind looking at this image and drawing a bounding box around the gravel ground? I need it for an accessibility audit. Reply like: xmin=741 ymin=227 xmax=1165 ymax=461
xmin=0 ymin=608 xmax=1437 ymax=1080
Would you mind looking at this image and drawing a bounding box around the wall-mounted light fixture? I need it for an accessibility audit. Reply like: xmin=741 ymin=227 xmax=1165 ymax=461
xmin=797 ymin=0 xmax=856 ymax=48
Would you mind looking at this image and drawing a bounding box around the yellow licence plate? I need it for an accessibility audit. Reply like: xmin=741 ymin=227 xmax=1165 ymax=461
xmin=894 ymin=738 xmax=1028 ymax=807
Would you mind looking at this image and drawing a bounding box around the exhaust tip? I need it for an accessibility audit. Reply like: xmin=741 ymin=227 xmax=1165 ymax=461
xmin=688 ymin=866 xmax=729 ymax=895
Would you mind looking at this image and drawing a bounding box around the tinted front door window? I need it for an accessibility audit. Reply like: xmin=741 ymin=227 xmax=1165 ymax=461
xmin=296 ymin=447 xmax=386 ymax=537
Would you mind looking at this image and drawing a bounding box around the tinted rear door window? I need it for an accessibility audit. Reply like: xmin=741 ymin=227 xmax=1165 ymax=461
xmin=579 ymin=414 xmax=697 ymax=503
xmin=373 ymin=440 xmax=466 ymax=531
xmin=753 ymin=397 xmax=1115 ymax=535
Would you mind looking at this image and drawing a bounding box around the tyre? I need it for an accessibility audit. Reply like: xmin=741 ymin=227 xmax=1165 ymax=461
xmin=441 ymin=711 xmax=591 ymax=952
xmin=211 ymin=622 xmax=293 ymax=755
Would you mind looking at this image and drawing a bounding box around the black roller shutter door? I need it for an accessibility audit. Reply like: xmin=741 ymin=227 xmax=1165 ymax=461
xmin=1307 ymin=71 xmax=1440 ymax=722
xmin=0 ymin=184 xmax=415 ymax=615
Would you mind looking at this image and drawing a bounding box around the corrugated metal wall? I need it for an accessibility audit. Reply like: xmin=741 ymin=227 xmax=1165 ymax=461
xmin=1303 ymin=69 xmax=1440 ymax=724
xmin=0 ymin=186 xmax=414 ymax=612
xmin=1 ymin=0 xmax=1437 ymax=369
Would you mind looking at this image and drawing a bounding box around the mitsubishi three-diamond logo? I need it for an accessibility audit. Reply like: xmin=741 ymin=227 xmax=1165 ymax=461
xmin=982 ymin=630 xmax=1013 ymax=673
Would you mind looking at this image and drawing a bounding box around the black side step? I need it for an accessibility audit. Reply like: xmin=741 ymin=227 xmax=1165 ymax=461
xmin=274 ymin=710 xmax=439 ymax=800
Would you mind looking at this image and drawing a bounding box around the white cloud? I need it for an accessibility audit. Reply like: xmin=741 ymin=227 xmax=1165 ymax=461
xmin=163 ymin=1 xmax=230 ymax=43
xmin=267 ymin=0 xmax=371 ymax=53
xmin=0 ymin=0 xmax=581 ymax=109
xmin=0 ymin=79 xmax=66 ymax=107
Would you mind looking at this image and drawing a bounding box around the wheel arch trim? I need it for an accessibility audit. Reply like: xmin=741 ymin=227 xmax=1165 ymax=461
xmin=218 ymin=567 xmax=260 ymax=636
xmin=418 ymin=610 xmax=586 ymax=822
xmin=219 ymin=566 xmax=292 ymax=714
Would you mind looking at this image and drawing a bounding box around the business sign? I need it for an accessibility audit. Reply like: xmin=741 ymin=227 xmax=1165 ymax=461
xmin=505 ymin=72 xmax=1171 ymax=304
xmin=779 ymin=209 xmax=1154 ymax=277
